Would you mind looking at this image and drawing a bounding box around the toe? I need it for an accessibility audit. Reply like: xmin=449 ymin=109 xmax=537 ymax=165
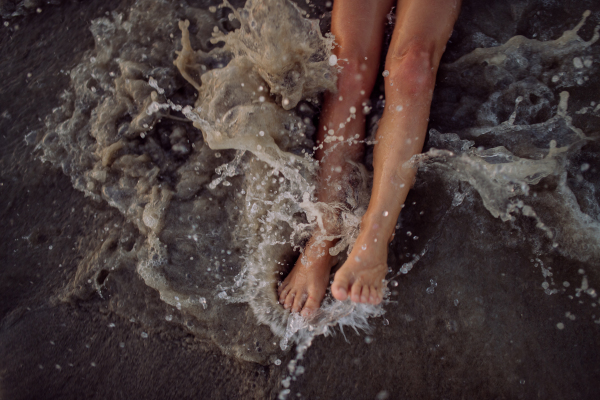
xmin=301 ymin=294 xmax=321 ymax=318
xmin=360 ymin=285 xmax=369 ymax=303
xmin=373 ymin=286 xmax=383 ymax=304
xmin=292 ymin=292 xmax=307 ymax=313
xmin=277 ymin=278 xmax=289 ymax=295
xmin=284 ymin=291 xmax=295 ymax=310
xmin=350 ymin=280 xmax=362 ymax=303
xmin=366 ymin=286 xmax=375 ymax=304
xmin=279 ymin=285 xmax=291 ymax=304
xmin=331 ymin=273 xmax=351 ymax=301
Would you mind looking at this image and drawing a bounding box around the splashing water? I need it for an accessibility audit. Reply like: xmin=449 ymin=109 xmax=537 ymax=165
xmin=38 ymin=0 xmax=389 ymax=362
xmin=417 ymin=10 xmax=600 ymax=264
xmin=172 ymin=0 xmax=388 ymax=346
xmin=36 ymin=0 xmax=600 ymax=371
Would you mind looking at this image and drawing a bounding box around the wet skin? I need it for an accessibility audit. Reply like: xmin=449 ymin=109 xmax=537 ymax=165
xmin=279 ymin=0 xmax=461 ymax=317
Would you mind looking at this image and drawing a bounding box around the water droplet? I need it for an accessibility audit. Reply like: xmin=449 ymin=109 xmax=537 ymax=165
xmin=376 ymin=390 xmax=389 ymax=400
xmin=349 ymin=106 xmax=356 ymax=114
xmin=365 ymin=336 xmax=373 ymax=344
xmin=556 ymin=322 xmax=565 ymax=330
xmin=354 ymin=256 xmax=361 ymax=262
xmin=382 ymin=70 xmax=390 ymax=77
xmin=390 ymin=280 xmax=398 ymax=287
xmin=581 ymin=163 xmax=590 ymax=172
xmin=542 ymin=282 xmax=549 ymax=289
xmin=395 ymin=105 xmax=403 ymax=112
xmin=519 ymin=379 xmax=525 ymax=385
xmin=361 ymin=244 xmax=367 ymax=250
xmin=382 ymin=211 xmax=389 ymax=217
xmin=328 ymin=54 xmax=338 ymax=66
xmin=454 ymin=299 xmax=459 ymax=306
xmin=141 ymin=332 xmax=148 ymax=339
xmin=274 ymin=359 xmax=282 ymax=365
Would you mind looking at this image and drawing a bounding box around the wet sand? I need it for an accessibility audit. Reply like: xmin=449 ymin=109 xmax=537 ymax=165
xmin=1 ymin=0 xmax=599 ymax=399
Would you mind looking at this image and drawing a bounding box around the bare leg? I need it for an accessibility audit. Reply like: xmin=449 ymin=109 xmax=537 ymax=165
xmin=331 ymin=0 xmax=461 ymax=304
xmin=278 ymin=0 xmax=394 ymax=316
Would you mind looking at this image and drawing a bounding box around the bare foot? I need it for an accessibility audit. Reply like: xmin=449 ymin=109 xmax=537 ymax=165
xmin=331 ymin=222 xmax=390 ymax=305
xmin=278 ymin=237 xmax=337 ymax=317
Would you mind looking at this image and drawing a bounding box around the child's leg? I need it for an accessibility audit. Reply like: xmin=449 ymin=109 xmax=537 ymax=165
xmin=331 ymin=0 xmax=461 ymax=304
xmin=278 ymin=0 xmax=394 ymax=316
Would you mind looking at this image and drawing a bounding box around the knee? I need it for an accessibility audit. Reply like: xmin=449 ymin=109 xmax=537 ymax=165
xmin=386 ymin=41 xmax=438 ymax=95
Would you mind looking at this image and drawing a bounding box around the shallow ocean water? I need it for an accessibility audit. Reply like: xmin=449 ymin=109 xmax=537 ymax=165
xmin=1 ymin=0 xmax=599 ymax=399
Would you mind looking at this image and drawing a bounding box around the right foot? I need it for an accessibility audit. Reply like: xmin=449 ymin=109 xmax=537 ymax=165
xmin=278 ymin=237 xmax=337 ymax=317
xmin=331 ymin=218 xmax=393 ymax=305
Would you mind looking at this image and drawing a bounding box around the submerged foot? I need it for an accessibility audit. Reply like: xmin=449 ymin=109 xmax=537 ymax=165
xmin=278 ymin=237 xmax=337 ymax=317
xmin=331 ymin=223 xmax=391 ymax=305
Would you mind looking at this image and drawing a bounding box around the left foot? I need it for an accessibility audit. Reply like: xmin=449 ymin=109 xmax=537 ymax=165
xmin=331 ymin=221 xmax=390 ymax=305
xmin=278 ymin=237 xmax=337 ymax=317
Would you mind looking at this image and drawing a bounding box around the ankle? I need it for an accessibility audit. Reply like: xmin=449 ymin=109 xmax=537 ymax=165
xmin=302 ymin=240 xmax=334 ymax=264
xmin=358 ymin=212 xmax=396 ymax=247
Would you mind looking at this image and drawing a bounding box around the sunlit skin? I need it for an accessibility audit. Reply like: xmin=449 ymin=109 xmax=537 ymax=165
xmin=278 ymin=0 xmax=462 ymax=316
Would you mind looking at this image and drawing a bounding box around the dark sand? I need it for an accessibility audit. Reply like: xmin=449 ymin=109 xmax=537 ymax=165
xmin=1 ymin=0 xmax=599 ymax=399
